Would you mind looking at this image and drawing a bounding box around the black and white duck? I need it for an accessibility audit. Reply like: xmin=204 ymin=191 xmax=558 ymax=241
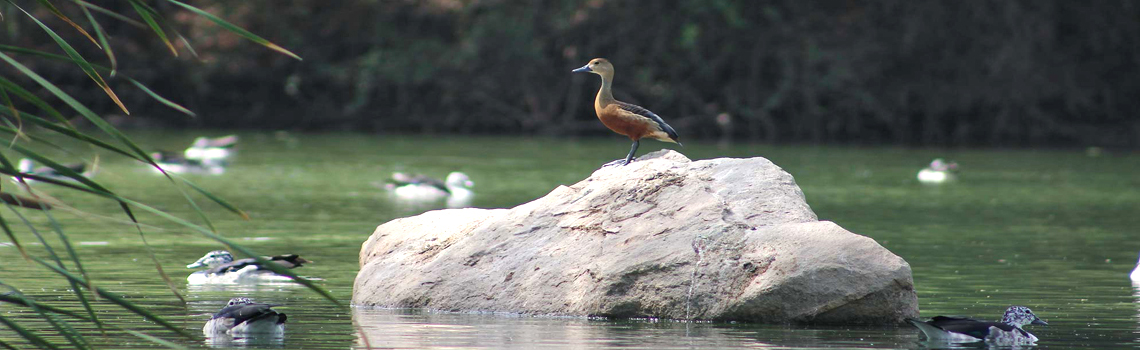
xmin=203 ymin=297 xmax=286 ymax=335
xmin=186 ymin=250 xmax=315 ymax=284
xmin=906 ymin=305 xmax=1047 ymax=346
xmin=385 ymin=171 xmax=474 ymax=208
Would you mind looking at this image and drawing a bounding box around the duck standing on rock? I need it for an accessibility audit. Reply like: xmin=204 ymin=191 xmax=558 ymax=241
xmin=573 ymin=58 xmax=681 ymax=166
xmin=906 ymin=305 xmax=1047 ymax=346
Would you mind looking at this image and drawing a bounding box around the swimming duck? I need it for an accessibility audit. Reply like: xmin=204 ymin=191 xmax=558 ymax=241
xmin=917 ymin=158 xmax=958 ymax=184
xmin=572 ymin=58 xmax=681 ymax=166
xmin=184 ymin=135 xmax=238 ymax=166
xmin=12 ymin=158 xmax=94 ymax=184
xmin=906 ymin=306 xmax=1047 ymax=346
xmin=203 ymin=297 xmax=286 ymax=335
xmin=149 ymin=151 xmax=226 ymax=175
xmin=186 ymin=250 xmax=314 ymax=284
xmin=386 ymin=171 xmax=474 ymax=208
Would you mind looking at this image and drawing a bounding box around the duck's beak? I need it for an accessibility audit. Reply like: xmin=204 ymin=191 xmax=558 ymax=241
xmin=1032 ymin=318 xmax=1048 ymax=325
xmin=571 ymin=64 xmax=592 ymax=73
xmin=186 ymin=261 xmax=205 ymax=269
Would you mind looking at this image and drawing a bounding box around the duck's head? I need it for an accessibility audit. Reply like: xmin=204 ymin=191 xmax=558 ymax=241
xmin=226 ymin=297 xmax=254 ymax=307
xmin=446 ymin=172 xmax=474 ymax=189
xmin=1001 ymin=306 xmax=1047 ymax=327
xmin=572 ymin=58 xmax=614 ymax=78
xmin=187 ymin=250 xmax=234 ymax=268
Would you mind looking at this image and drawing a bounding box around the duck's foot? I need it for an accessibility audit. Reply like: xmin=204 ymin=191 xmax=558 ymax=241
xmin=602 ymin=158 xmax=634 ymax=167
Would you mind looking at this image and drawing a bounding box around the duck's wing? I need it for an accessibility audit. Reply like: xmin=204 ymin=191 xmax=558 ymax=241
xmin=213 ymin=303 xmax=285 ymax=326
xmin=208 ymin=255 xmax=309 ymax=274
xmin=616 ymin=101 xmax=680 ymax=143
xmin=389 ymin=173 xmax=450 ymax=193
xmin=924 ymin=316 xmax=1016 ymax=339
xmin=268 ymin=254 xmax=311 ymax=269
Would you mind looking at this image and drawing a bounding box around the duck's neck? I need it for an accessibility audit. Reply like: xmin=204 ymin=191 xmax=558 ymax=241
xmin=594 ymin=73 xmax=616 ymax=111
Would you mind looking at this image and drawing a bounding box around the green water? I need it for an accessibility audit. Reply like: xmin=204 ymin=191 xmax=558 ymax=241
xmin=1 ymin=132 xmax=1139 ymax=349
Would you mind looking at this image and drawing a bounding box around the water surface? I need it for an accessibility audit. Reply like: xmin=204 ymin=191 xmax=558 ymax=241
xmin=1 ymin=132 xmax=1138 ymax=349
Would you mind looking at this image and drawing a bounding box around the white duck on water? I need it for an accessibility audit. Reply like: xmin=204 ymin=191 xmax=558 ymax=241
xmin=13 ymin=158 xmax=95 ymax=184
xmin=917 ymin=158 xmax=958 ymax=184
xmin=906 ymin=306 xmax=1047 ymax=346
xmin=184 ymin=135 xmax=238 ymax=166
xmin=1131 ymin=251 xmax=1140 ymax=282
xmin=385 ymin=171 xmax=474 ymax=208
xmin=203 ymin=297 xmax=286 ymax=335
xmin=186 ymin=250 xmax=316 ymax=284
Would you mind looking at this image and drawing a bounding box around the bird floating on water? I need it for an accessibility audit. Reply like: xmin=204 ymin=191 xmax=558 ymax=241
xmin=186 ymin=250 xmax=316 ymax=284
xmin=184 ymin=135 xmax=238 ymax=166
xmin=150 ymin=151 xmax=226 ymax=175
xmin=917 ymin=158 xmax=958 ymax=184
xmin=573 ymin=58 xmax=681 ymax=166
xmin=385 ymin=171 xmax=474 ymax=208
xmin=906 ymin=306 xmax=1047 ymax=346
xmin=203 ymin=297 xmax=286 ymax=336
xmin=12 ymin=158 xmax=95 ymax=184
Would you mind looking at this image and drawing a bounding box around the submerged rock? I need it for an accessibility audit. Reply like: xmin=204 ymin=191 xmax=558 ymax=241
xmin=353 ymin=150 xmax=918 ymax=324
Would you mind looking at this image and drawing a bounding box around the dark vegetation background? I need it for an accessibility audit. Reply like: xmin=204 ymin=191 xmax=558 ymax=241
xmin=5 ymin=0 xmax=1140 ymax=147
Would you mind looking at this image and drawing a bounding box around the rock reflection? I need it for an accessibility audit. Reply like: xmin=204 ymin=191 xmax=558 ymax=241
xmin=351 ymin=308 xmax=784 ymax=349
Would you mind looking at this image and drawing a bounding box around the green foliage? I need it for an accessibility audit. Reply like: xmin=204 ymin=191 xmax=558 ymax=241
xmin=0 ymin=1 xmax=323 ymax=348
xmin=14 ymin=0 xmax=1129 ymax=146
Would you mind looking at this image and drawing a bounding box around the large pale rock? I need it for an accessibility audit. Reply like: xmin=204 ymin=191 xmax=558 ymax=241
xmin=353 ymin=150 xmax=918 ymax=324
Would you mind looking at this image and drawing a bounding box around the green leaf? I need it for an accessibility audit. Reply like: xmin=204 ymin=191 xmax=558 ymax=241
xmin=163 ymin=0 xmax=302 ymax=60
xmin=34 ymin=0 xmax=100 ymax=48
xmin=31 ymin=256 xmax=198 ymax=340
xmin=128 ymin=0 xmax=178 ymax=56
xmin=79 ymin=4 xmax=117 ymax=75
xmin=0 ymin=45 xmax=195 ymax=117
xmin=9 ymin=2 xmax=130 ymax=114
xmin=0 ymin=313 xmax=62 ymax=350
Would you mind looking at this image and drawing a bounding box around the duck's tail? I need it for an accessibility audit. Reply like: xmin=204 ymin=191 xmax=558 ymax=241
xmin=905 ymin=318 xmax=944 ymax=340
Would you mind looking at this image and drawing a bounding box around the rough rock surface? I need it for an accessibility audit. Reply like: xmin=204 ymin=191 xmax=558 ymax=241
xmin=353 ymin=150 xmax=918 ymax=324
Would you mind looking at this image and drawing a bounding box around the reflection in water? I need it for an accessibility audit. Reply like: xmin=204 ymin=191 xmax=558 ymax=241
xmin=205 ymin=333 xmax=285 ymax=348
xmin=351 ymin=308 xmax=778 ymax=349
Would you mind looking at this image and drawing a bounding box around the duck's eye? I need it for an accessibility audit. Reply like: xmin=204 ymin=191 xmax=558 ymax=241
xmin=591 ymin=62 xmax=598 ymax=65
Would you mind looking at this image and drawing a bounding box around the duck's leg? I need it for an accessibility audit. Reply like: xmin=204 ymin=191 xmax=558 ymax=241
xmin=623 ymin=139 xmax=640 ymax=165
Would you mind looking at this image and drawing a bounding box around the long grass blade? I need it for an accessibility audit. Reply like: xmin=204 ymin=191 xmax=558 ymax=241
xmin=34 ymin=0 xmax=100 ymax=47
xmin=126 ymin=79 xmax=195 ymax=116
xmin=11 ymin=146 xmax=106 ymax=192
xmin=0 ymin=107 xmax=141 ymax=160
xmin=31 ymin=256 xmax=198 ymax=340
xmin=163 ymin=0 xmax=302 ymax=60
xmin=127 ymin=0 xmax=177 ymax=56
xmin=0 ymin=292 xmax=91 ymax=320
xmin=0 ymin=76 xmax=69 ymax=123
xmin=0 ymin=313 xmax=61 ymax=350
xmin=0 ymin=284 xmax=91 ymax=350
xmin=121 ymin=203 xmax=185 ymax=303
xmin=0 ymin=193 xmax=54 ymax=210
xmin=74 ymin=0 xmax=147 ymax=28
xmin=182 ymin=179 xmax=248 ymax=219
xmin=0 ymin=45 xmax=194 ymax=117
xmin=0 ymin=52 xmax=157 ymax=168
xmin=0 ymin=211 xmax=29 ymax=260
xmin=9 ymin=2 xmax=129 ymax=114
xmin=3 ymin=202 xmax=104 ymax=330
xmin=78 ymin=4 xmax=116 ymax=76
xmin=112 ymin=196 xmax=340 ymax=305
